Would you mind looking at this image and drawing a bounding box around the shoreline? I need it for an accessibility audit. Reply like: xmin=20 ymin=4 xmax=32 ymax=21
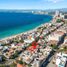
xmin=0 ymin=13 xmax=53 ymax=41
xmin=0 ymin=22 xmax=48 ymax=41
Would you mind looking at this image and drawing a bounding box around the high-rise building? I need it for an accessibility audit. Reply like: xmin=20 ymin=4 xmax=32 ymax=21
xmin=55 ymin=10 xmax=60 ymax=17
xmin=64 ymin=14 xmax=67 ymax=20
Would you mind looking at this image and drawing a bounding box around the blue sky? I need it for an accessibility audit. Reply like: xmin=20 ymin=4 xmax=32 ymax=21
xmin=0 ymin=0 xmax=67 ymax=9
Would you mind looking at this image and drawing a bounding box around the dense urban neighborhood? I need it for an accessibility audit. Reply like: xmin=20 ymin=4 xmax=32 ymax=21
xmin=0 ymin=11 xmax=67 ymax=67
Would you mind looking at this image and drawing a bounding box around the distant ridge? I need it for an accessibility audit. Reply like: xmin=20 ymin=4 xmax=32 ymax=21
xmin=0 ymin=8 xmax=67 ymax=13
xmin=45 ymin=8 xmax=67 ymax=12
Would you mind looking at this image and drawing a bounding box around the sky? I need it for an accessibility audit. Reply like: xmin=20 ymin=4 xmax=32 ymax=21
xmin=0 ymin=0 xmax=67 ymax=10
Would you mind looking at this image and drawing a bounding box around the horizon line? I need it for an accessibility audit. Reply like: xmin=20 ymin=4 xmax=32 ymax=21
xmin=0 ymin=8 xmax=67 ymax=10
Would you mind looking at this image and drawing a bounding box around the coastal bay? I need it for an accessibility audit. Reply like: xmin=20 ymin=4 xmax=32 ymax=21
xmin=0 ymin=12 xmax=52 ymax=39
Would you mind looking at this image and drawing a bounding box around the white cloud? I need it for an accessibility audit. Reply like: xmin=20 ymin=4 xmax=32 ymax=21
xmin=47 ymin=0 xmax=63 ymax=3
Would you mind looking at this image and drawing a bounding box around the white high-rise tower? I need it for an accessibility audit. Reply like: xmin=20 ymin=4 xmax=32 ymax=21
xmin=55 ymin=10 xmax=59 ymax=16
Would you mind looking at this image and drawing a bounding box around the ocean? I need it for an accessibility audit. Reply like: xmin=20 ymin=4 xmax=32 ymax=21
xmin=0 ymin=12 xmax=52 ymax=39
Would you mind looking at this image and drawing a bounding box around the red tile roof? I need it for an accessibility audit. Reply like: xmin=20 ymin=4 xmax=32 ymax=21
xmin=55 ymin=31 xmax=65 ymax=36
xmin=17 ymin=63 xmax=23 ymax=67
xmin=47 ymin=40 xmax=58 ymax=45
xmin=65 ymin=36 xmax=67 ymax=39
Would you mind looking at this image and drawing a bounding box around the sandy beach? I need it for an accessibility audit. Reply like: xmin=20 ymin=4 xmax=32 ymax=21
xmin=0 ymin=23 xmax=46 ymax=41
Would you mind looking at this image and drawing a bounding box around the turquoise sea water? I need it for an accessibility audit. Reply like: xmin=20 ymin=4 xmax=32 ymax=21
xmin=0 ymin=12 xmax=52 ymax=39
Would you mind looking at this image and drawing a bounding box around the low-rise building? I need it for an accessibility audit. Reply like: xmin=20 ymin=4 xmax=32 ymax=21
xmin=47 ymin=30 xmax=65 ymax=45
xmin=55 ymin=52 xmax=67 ymax=67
